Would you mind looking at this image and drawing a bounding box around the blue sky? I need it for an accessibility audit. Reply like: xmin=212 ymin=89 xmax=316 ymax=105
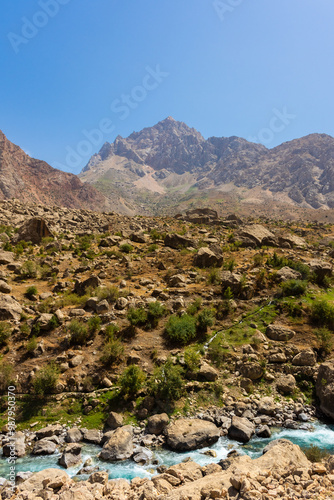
xmin=1 ymin=0 xmax=334 ymax=173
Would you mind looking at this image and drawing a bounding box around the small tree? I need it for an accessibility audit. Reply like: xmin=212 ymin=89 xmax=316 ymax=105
xmin=150 ymin=357 xmax=184 ymax=402
xmin=33 ymin=363 xmax=59 ymax=395
xmin=165 ymin=314 xmax=197 ymax=345
xmin=119 ymin=365 xmax=146 ymax=397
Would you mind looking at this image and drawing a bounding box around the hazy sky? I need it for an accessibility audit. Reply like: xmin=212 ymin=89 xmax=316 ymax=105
xmin=1 ymin=0 xmax=334 ymax=173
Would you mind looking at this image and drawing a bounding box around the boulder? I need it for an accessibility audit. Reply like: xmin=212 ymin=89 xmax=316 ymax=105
xmin=221 ymin=271 xmax=253 ymax=299
xmin=0 ymin=251 xmax=14 ymax=265
xmin=0 ymin=293 xmax=22 ymax=321
xmin=2 ymin=431 xmax=25 ymax=457
xmin=276 ymin=266 xmax=302 ymax=282
xmin=309 ymin=259 xmax=332 ymax=281
xmin=316 ymin=360 xmax=334 ymax=420
xmin=193 ymin=247 xmax=223 ymax=268
xmin=107 ymin=411 xmax=124 ymax=430
xmin=266 ymin=324 xmax=295 ymax=341
xmin=82 ymin=429 xmax=102 ymax=444
xmin=99 ymin=427 xmax=133 ymax=461
xmin=65 ymin=428 xmax=82 ymax=443
xmin=32 ymin=439 xmax=57 ymax=455
xmin=257 ymin=397 xmax=277 ymax=416
xmin=74 ymin=275 xmax=101 ymax=296
xmin=167 ymin=274 xmax=187 ymax=287
xmin=164 ymin=233 xmax=195 ymax=249
xmin=58 ymin=443 xmax=82 ymax=468
xmin=292 ymin=350 xmax=316 ymax=366
xmin=198 ymin=362 xmax=219 ymax=381
xmin=239 ymin=225 xmax=275 ymax=247
xmin=147 ymin=413 xmax=169 ymax=435
xmin=14 ymin=217 xmax=53 ymax=244
xmin=35 ymin=313 xmax=54 ymax=331
xmin=36 ymin=424 xmax=63 ymax=439
xmin=276 ymin=374 xmax=296 ymax=394
xmin=17 ymin=468 xmax=70 ymax=492
xmin=257 ymin=425 xmax=271 ymax=438
xmin=228 ymin=416 xmax=255 ymax=443
xmin=0 ymin=281 xmax=11 ymax=294
xmin=166 ymin=418 xmax=220 ymax=451
xmin=278 ymin=234 xmax=307 ymax=248
xmin=240 ymin=362 xmax=264 ymax=380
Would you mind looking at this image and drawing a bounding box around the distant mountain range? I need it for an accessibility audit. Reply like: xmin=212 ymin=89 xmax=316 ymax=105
xmin=0 ymin=130 xmax=107 ymax=211
xmin=79 ymin=117 xmax=334 ymax=215
xmin=2 ymin=119 xmax=334 ymax=218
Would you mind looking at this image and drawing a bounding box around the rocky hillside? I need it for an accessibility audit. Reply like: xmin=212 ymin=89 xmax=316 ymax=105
xmin=0 ymin=130 xmax=108 ymax=211
xmin=0 ymin=201 xmax=334 ymax=498
xmin=80 ymin=117 xmax=334 ymax=215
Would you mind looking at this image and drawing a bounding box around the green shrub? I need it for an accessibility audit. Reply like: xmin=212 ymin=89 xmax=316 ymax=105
xmin=266 ymin=253 xmax=310 ymax=280
xmin=95 ymin=286 xmax=119 ymax=303
xmin=281 ymin=279 xmax=307 ymax=297
xmin=26 ymin=336 xmax=38 ymax=353
xmin=147 ymin=301 xmax=166 ymax=328
xmin=184 ymin=347 xmax=201 ymax=372
xmin=222 ymin=287 xmax=234 ymax=300
xmin=100 ymin=337 xmax=124 ymax=365
xmin=21 ymin=261 xmax=38 ymax=278
xmin=0 ymin=361 xmax=14 ymax=392
xmin=208 ymin=268 xmax=220 ymax=284
xmin=310 ymin=300 xmax=334 ymax=329
xmin=119 ymin=365 xmax=146 ymax=397
xmin=196 ymin=308 xmax=215 ymax=334
xmin=120 ymin=243 xmax=133 ymax=254
xmin=25 ymin=286 xmax=38 ymax=299
xmin=48 ymin=315 xmax=59 ymax=330
xmin=87 ymin=315 xmax=101 ymax=334
xmin=127 ymin=307 xmax=147 ymax=327
xmin=105 ymin=323 xmax=119 ymax=341
xmin=165 ymin=314 xmax=197 ymax=345
xmin=69 ymin=320 xmax=89 ymax=345
xmin=150 ymin=358 xmax=184 ymax=401
xmin=302 ymin=444 xmax=330 ymax=463
xmin=147 ymin=244 xmax=158 ymax=252
xmin=150 ymin=229 xmax=164 ymax=241
xmin=315 ymin=327 xmax=333 ymax=355
xmin=33 ymin=363 xmax=59 ymax=395
xmin=223 ymin=259 xmax=236 ymax=272
xmin=186 ymin=298 xmax=202 ymax=316
xmin=0 ymin=322 xmax=11 ymax=347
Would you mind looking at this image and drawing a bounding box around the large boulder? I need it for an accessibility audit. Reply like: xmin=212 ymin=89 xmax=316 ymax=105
xmin=74 ymin=275 xmax=101 ymax=296
xmin=58 ymin=443 xmax=82 ymax=468
xmin=2 ymin=431 xmax=25 ymax=457
xmin=0 ymin=251 xmax=14 ymax=264
xmin=309 ymin=259 xmax=332 ymax=281
xmin=16 ymin=468 xmax=70 ymax=492
xmin=276 ymin=266 xmax=302 ymax=282
xmin=292 ymin=350 xmax=316 ymax=366
xmin=165 ymin=418 xmax=220 ymax=451
xmin=239 ymin=225 xmax=275 ymax=247
xmin=316 ymin=360 xmax=334 ymax=420
xmin=193 ymin=247 xmax=223 ymax=268
xmin=278 ymin=234 xmax=307 ymax=248
xmin=276 ymin=374 xmax=296 ymax=394
xmin=65 ymin=428 xmax=82 ymax=443
xmin=32 ymin=439 xmax=57 ymax=455
xmin=266 ymin=324 xmax=295 ymax=342
xmin=198 ymin=362 xmax=219 ymax=381
xmin=147 ymin=413 xmax=169 ymax=435
xmin=36 ymin=424 xmax=63 ymax=439
xmin=221 ymin=271 xmax=253 ymax=299
xmin=228 ymin=416 xmax=255 ymax=443
xmin=257 ymin=397 xmax=277 ymax=416
xmin=0 ymin=293 xmax=22 ymax=321
xmin=107 ymin=411 xmax=124 ymax=430
xmin=164 ymin=233 xmax=195 ymax=249
xmin=240 ymin=362 xmax=264 ymax=381
xmin=14 ymin=217 xmax=53 ymax=244
xmin=99 ymin=427 xmax=133 ymax=461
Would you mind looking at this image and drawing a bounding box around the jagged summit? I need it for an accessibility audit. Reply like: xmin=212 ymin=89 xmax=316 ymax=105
xmin=79 ymin=118 xmax=334 ymax=214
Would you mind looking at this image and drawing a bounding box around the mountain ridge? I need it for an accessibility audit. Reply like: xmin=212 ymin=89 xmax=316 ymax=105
xmin=80 ymin=118 xmax=334 ymax=215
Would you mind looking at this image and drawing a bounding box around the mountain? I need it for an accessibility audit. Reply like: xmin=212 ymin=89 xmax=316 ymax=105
xmin=0 ymin=130 xmax=108 ymax=211
xmin=80 ymin=117 xmax=334 ymax=216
